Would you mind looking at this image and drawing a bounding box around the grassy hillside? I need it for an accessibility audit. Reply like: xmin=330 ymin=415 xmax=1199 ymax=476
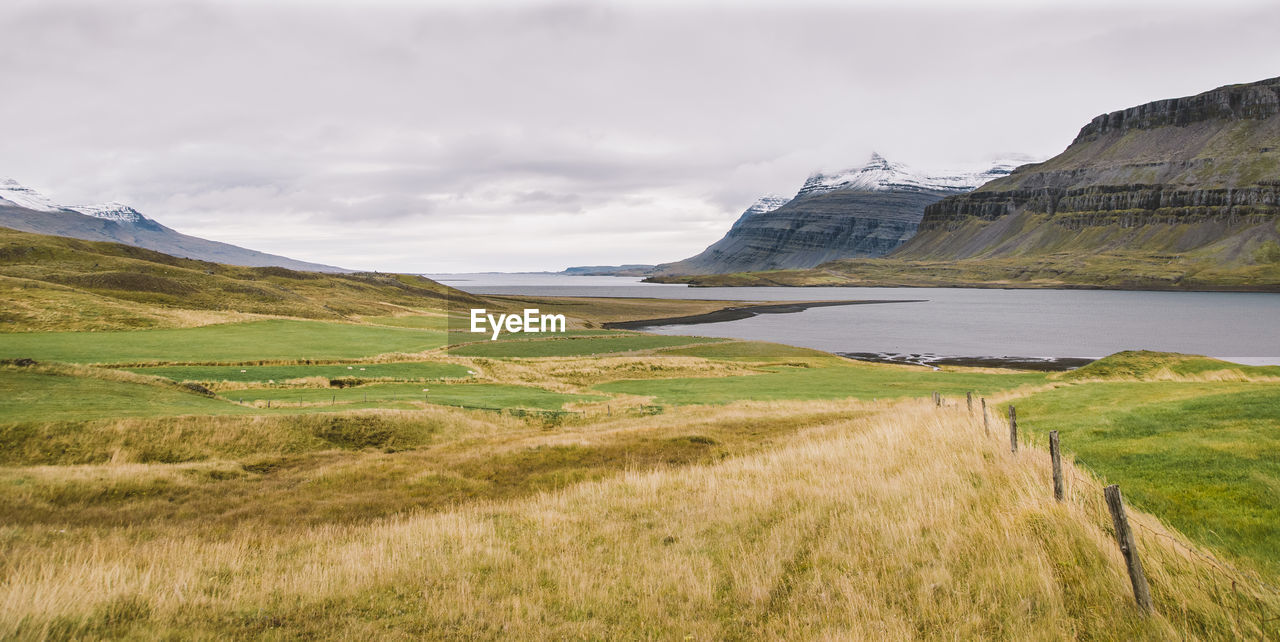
xmin=3 ymin=401 xmax=1276 ymax=639
xmin=3 ymin=228 xmax=1279 ymax=637
xmin=0 ymin=226 xmax=482 ymax=331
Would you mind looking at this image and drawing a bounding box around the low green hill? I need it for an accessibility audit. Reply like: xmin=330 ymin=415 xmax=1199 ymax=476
xmin=0 ymin=226 xmax=484 ymax=331
xmin=1058 ymin=350 xmax=1280 ymax=381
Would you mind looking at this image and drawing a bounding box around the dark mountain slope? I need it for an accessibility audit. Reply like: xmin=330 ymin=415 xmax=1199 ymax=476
xmin=655 ymin=155 xmax=1020 ymax=275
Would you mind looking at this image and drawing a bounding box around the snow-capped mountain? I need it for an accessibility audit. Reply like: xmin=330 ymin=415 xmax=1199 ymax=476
xmin=741 ymin=194 xmax=791 ymax=216
xmin=66 ymin=202 xmax=148 ymax=224
xmin=0 ymin=177 xmax=345 ymax=272
xmin=655 ymin=153 xmax=1038 ymax=276
xmin=793 ymin=153 xmax=1025 ymax=199
xmin=0 ymin=179 xmax=152 ymax=224
xmin=0 ymin=178 xmax=64 ymax=212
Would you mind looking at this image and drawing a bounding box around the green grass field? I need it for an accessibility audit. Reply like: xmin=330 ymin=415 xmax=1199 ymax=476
xmin=0 ymin=319 xmax=446 ymax=364
xmin=1009 ymin=379 xmax=1280 ymax=575
xmin=0 ymin=370 xmax=254 ymax=423
xmin=230 ymin=382 xmax=601 ymax=411
xmin=661 ymin=340 xmax=838 ymax=361
xmin=596 ymin=361 xmax=1047 ymax=404
xmin=0 ymin=369 xmax=594 ymax=424
xmin=127 ymin=361 xmax=471 ymax=383
xmin=360 ymin=314 xmax=451 ymax=330
xmin=448 ymin=333 xmax=726 ymax=358
xmin=3 ymin=226 xmax=1279 ymax=637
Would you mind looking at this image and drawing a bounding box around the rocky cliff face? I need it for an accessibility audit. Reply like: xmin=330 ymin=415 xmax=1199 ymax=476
xmin=1072 ymin=79 xmax=1280 ymax=143
xmin=899 ymin=77 xmax=1280 ymax=262
xmin=656 ymin=155 xmax=1021 ymax=275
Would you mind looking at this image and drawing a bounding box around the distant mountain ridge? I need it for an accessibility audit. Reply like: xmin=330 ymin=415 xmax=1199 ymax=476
xmin=0 ymin=178 xmax=346 ymax=272
xmin=66 ymin=202 xmax=149 ymax=224
xmin=655 ymin=154 xmax=1027 ymax=275
xmin=560 ymin=264 xmax=656 ymax=276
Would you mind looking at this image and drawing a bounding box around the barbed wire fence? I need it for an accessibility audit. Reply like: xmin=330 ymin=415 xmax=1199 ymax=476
xmin=942 ymin=392 xmax=1280 ymax=629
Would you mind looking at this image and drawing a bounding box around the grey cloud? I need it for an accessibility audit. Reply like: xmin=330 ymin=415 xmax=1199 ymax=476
xmin=3 ymin=0 xmax=1280 ymax=271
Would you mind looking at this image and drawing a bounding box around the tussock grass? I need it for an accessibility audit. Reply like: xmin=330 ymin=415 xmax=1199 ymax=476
xmin=1 ymin=402 xmax=1275 ymax=639
xmin=0 ymin=407 xmax=525 ymax=466
xmin=0 ymin=401 xmax=858 ymax=532
xmin=473 ymin=354 xmax=758 ymax=391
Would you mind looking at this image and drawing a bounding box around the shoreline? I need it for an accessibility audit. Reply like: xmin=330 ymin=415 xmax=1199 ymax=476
xmin=839 ymin=352 xmax=1094 ymax=371
xmin=602 ymin=299 xmax=925 ymax=330
xmin=643 ymin=276 xmax=1280 ymax=294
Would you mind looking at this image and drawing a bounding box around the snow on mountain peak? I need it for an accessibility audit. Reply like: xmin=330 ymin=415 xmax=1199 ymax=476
xmin=743 ymin=193 xmax=790 ymax=216
xmin=0 ymin=178 xmax=63 ymax=212
xmin=0 ymin=178 xmax=150 ymax=224
xmin=68 ymin=201 xmax=147 ymax=224
xmin=794 ymin=153 xmax=1023 ymax=199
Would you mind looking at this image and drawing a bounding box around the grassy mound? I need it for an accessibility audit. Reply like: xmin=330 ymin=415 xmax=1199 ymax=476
xmin=1060 ymin=350 xmax=1280 ymax=382
xmin=0 ymin=226 xmax=482 ymax=331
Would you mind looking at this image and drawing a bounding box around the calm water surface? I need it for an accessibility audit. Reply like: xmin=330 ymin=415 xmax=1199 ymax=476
xmin=430 ymin=274 xmax=1280 ymax=365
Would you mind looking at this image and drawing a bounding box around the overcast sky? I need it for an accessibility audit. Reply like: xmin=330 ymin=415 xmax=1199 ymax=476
xmin=3 ymin=0 xmax=1279 ymax=272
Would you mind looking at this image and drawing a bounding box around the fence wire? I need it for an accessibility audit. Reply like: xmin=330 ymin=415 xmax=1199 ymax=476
xmin=954 ymin=395 xmax=1280 ymax=619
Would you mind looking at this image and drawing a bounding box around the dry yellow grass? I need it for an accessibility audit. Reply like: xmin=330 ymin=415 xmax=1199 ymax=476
xmin=1059 ymin=367 xmax=1280 ymax=384
xmin=2 ymin=400 xmax=1274 ymax=639
xmin=1 ymin=275 xmax=275 ymax=332
xmin=468 ymin=354 xmax=759 ymax=392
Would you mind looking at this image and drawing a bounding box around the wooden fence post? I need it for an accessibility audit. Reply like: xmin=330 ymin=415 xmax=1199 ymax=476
xmin=932 ymin=391 xmax=940 ymax=407
xmin=1104 ymin=485 xmax=1153 ymax=613
xmin=1008 ymin=405 xmax=1018 ymax=453
xmin=982 ymin=399 xmax=989 ymax=436
xmin=966 ymin=391 xmax=973 ymax=412
xmin=1049 ymin=430 xmax=1063 ymax=501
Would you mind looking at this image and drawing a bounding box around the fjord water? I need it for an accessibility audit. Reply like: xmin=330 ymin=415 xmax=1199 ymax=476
xmin=434 ymin=274 xmax=1280 ymax=365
